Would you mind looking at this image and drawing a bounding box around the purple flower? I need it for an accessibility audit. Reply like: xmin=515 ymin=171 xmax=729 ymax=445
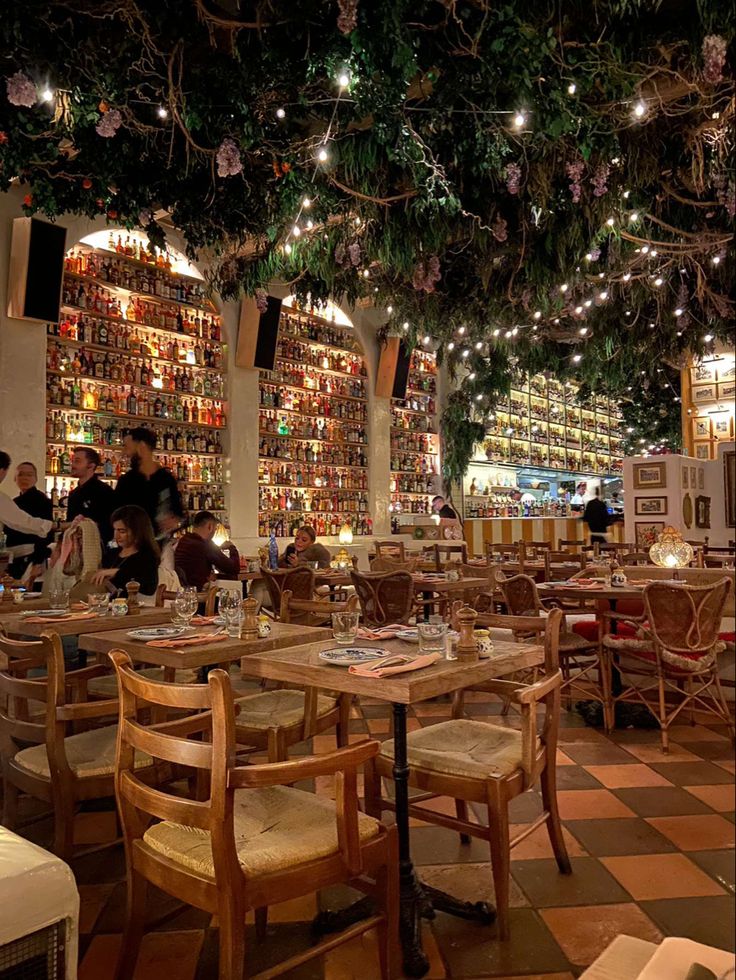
xmin=702 ymin=35 xmax=727 ymax=85
xmin=137 ymin=208 xmax=153 ymax=227
xmin=95 ymin=109 xmax=122 ymax=138
xmin=337 ymin=0 xmax=358 ymax=34
xmin=505 ymin=162 xmax=522 ymax=195
xmin=492 ymin=215 xmax=508 ymax=242
xmin=589 ymin=246 xmax=601 ymax=261
xmin=255 ymin=288 xmax=269 ymax=313
xmin=591 ymin=162 xmax=610 ymax=198
xmin=566 ymin=159 xmax=585 ymax=203
xmin=216 ymin=137 xmax=243 ymax=177
xmin=412 ymin=255 xmax=441 ymax=292
xmin=334 ymin=242 xmax=346 ymax=266
xmin=348 ymin=241 xmax=361 ymax=267
xmin=6 ymin=71 xmax=37 ymax=108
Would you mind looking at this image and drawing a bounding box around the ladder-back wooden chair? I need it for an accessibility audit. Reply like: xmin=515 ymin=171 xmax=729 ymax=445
xmin=544 ymin=551 xmax=586 ymax=582
xmin=374 ymin=540 xmax=406 ymax=562
xmin=111 ymin=653 xmax=398 ymax=980
xmin=365 ymin=608 xmax=570 ymax=940
xmin=350 ymin=570 xmax=415 ymax=627
xmin=260 ymin=565 xmax=315 ymax=617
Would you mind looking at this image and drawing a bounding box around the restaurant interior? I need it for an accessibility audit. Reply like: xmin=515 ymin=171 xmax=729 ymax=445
xmin=0 ymin=3 xmax=734 ymax=979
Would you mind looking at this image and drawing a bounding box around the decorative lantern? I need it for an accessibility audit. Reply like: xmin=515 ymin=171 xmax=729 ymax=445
xmin=333 ymin=523 xmax=354 ymax=569
xmin=649 ymin=525 xmax=694 ymax=576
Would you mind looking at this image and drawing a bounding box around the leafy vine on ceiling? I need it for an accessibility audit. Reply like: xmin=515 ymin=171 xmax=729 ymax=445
xmin=0 ymin=0 xmax=733 ymax=480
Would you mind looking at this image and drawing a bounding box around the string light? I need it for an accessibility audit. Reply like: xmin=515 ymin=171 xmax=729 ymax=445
xmin=305 ymin=219 xmax=314 ymax=230
xmin=475 ymin=393 xmax=483 ymax=401
xmin=572 ymin=353 xmax=582 ymax=363
xmin=40 ymin=87 xmax=54 ymax=103
xmin=654 ymin=277 xmax=663 ymax=286
xmin=629 ymin=212 xmax=639 ymax=221
xmin=474 ymin=341 xmax=483 ymax=350
xmin=284 ymin=243 xmax=292 ymax=254
xmin=567 ymin=82 xmax=577 ymax=94
xmin=468 ymin=372 xmax=476 ymax=380
xmin=337 ymin=71 xmax=351 ymax=89
xmin=292 ymin=225 xmax=301 ymax=237
xmin=492 ymin=328 xmax=500 ymax=337
xmin=402 ymin=322 xmax=410 ymax=331
xmin=599 ymin=291 xmax=608 ymax=300
xmin=623 ymin=273 xmax=631 ymax=281
xmin=704 ymin=333 xmax=714 ymax=342
xmin=386 ymin=305 xmax=393 ymax=314
xmin=157 ymin=106 xmax=168 ymax=119
xmin=606 ymin=217 xmax=615 ymax=226
xmin=513 ymin=111 xmax=527 ymax=128
xmin=533 ymin=311 xmax=542 ymax=319
xmin=362 ymin=268 xmax=370 ymax=278
xmin=276 ymin=107 xmax=286 ymax=119
xmin=712 ymin=255 xmax=721 ymax=265
xmin=422 ymin=334 xmax=430 ymax=345
xmin=447 ymin=341 xmax=455 ymax=350
xmin=633 ymin=100 xmax=646 ymax=118
xmin=579 ymin=326 xmax=588 ymax=335
xmin=559 ymin=283 xmax=569 ymax=293
xmin=641 ymin=245 xmax=650 ymax=254
xmin=461 ymin=348 xmax=470 ymax=358
xmin=575 ymin=305 xmax=583 ymax=314
xmin=317 ymin=146 xmax=329 ymax=162
xmin=302 ymin=196 xmax=312 ymax=208
xmin=458 ymin=326 xmax=466 ymax=335
xmin=674 ymin=307 xmax=683 ymax=317
xmin=584 ymin=299 xmax=592 ymax=307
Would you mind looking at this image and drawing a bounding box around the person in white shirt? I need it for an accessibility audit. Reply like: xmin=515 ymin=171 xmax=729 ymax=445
xmin=0 ymin=451 xmax=53 ymax=538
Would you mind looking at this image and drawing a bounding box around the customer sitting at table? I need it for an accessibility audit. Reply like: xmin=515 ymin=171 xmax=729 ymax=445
xmin=90 ymin=505 xmax=160 ymax=597
xmin=279 ymin=525 xmax=331 ymax=569
xmin=173 ymin=511 xmax=240 ymax=589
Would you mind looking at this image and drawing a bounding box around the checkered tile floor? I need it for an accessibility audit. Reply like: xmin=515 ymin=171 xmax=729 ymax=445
xmin=14 ymin=690 xmax=736 ymax=979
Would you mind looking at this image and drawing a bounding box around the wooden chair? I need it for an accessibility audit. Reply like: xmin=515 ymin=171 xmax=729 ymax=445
xmin=454 ymin=563 xmax=503 ymax=611
xmin=0 ymin=630 xmax=157 ymax=861
xmin=544 ymin=551 xmax=586 ymax=582
xmin=350 ymin=570 xmax=415 ymax=627
xmin=374 ymin=540 xmax=406 ymax=562
xmin=279 ymin=589 xmax=359 ymax=627
xmin=620 ymin=551 xmax=651 ymax=566
xmin=486 ymin=542 xmax=521 ymax=561
xmin=601 ymin=579 xmax=735 ymax=752
xmin=432 ymin=543 xmax=468 ymax=570
xmin=365 ymin=608 xmax=570 ymax=940
xmin=369 ymin=556 xmax=420 ymax=573
xmin=703 ymin=554 xmax=736 ymax=569
xmin=110 ymin=653 xmax=398 ymax=980
xmin=527 ymin=540 xmax=553 ymax=553
xmin=498 ymin=574 xmax=604 ymax=713
xmin=557 ymin=538 xmax=585 ymax=553
xmin=260 ymin=565 xmax=315 ymax=616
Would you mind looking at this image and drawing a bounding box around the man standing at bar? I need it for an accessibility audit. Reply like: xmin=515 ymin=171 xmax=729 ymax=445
xmin=114 ymin=427 xmax=185 ymax=543
xmin=4 ymin=461 xmax=53 ymax=578
xmin=582 ymin=487 xmax=611 ymax=545
xmin=66 ymin=447 xmax=115 ymax=546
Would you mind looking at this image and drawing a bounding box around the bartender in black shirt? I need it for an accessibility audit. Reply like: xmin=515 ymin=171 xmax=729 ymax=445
xmin=431 ymin=495 xmax=461 ymax=522
xmin=5 ymin=462 xmax=53 ymax=577
xmin=67 ymin=447 xmax=115 ymax=545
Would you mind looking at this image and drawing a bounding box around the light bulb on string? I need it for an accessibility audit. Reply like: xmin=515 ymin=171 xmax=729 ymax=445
xmin=302 ymin=196 xmax=312 ymax=208
xmin=579 ymin=327 xmax=588 ymax=335
xmin=461 ymin=348 xmax=470 ymax=358
xmin=40 ymin=87 xmax=54 ymax=103
xmin=533 ymin=311 xmax=542 ymax=319
xmin=606 ymin=217 xmax=615 ymax=227
xmin=337 ymin=71 xmax=351 ymax=89
xmin=623 ymin=189 xmax=631 ymax=198
xmin=402 ymin=322 xmax=410 ymax=331
xmin=623 ymin=273 xmax=631 ymax=281
xmin=292 ymin=225 xmax=301 ymax=237
xmin=157 ymin=106 xmax=168 ymax=119
xmin=317 ymin=146 xmax=329 ymax=163
xmin=572 ymin=354 xmax=582 ymax=363
xmin=653 ymin=277 xmax=663 ymax=287
xmin=386 ymin=305 xmax=393 ymax=314
xmin=447 ymin=341 xmax=455 ymax=350
xmin=633 ymin=100 xmax=646 ymax=118
xmin=362 ymin=269 xmax=370 ymax=278
xmin=674 ymin=308 xmax=683 ymax=317
xmin=492 ymin=328 xmax=500 ymax=337
xmin=712 ymin=255 xmax=721 ymax=265
xmin=567 ymin=82 xmax=576 ymax=94
xmin=468 ymin=372 xmax=476 ymax=380
xmin=513 ymin=111 xmax=527 ymax=129
xmin=584 ymin=299 xmax=592 ymax=308
xmin=458 ymin=326 xmax=466 ymax=335
xmin=629 ymin=212 xmax=639 ymax=221
xmin=474 ymin=341 xmax=483 ymax=350
xmin=575 ymin=305 xmax=583 ymax=314
xmin=276 ymin=107 xmax=286 ymax=119
xmin=599 ymin=291 xmax=608 ymax=300
xmin=422 ymin=335 xmax=430 ymax=345
xmin=704 ymin=334 xmax=714 ymax=342
xmin=559 ymin=283 xmax=569 ymax=293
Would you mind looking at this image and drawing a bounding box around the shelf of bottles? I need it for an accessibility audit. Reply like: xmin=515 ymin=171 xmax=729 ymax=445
xmin=258 ymin=303 xmax=372 ymax=538
xmin=44 ymin=232 xmax=228 ymax=522
xmin=478 ymin=375 xmax=625 ymax=476
xmin=390 ymin=348 xmax=439 ymax=526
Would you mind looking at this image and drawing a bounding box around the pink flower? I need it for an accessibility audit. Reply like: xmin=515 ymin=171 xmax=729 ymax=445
xmin=337 ymin=0 xmax=358 ymax=34
xmin=216 ymin=138 xmax=243 ymax=177
xmin=412 ymin=255 xmax=442 ymax=293
xmin=492 ymin=215 xmax=508 ymax=242
xmin=591 ymin=162 xmax=610 ymax=198
xmin=95 ymin=109 xmax=122 ymax=138
xmin=348 ymin=241 xmax=361 ymax=267
xmin=566 ymin=160 xmax=584 ymax=203
xmin=334 ymin=242 xmax=347 ymax=266
xmin=505 ymin=162 xmax=522 ymax=195
xmin=255 ymin=288 xmax=269 ymax=313
xmin=6 ymin=71 xmax=37 ymax=108
xmin=702 ymin=35 xmax=727 ymax=85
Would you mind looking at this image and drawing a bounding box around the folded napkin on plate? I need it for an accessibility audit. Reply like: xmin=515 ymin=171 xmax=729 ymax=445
xmin=349 ymin=652 xmax=441 ymax=678
xmin=146 ymin=631 xmax=229 ymax=648
xmin=356 ymin=624 xmax=410 ymax=640
xmin=23 ymin=611 xmax=99 ymax=624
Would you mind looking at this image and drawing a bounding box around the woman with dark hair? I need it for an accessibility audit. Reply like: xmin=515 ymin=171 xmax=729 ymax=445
xmin=90 ymin=504 xmax=160 ymax=596
xmin=279 ymin=525 xmax=332 ymax=569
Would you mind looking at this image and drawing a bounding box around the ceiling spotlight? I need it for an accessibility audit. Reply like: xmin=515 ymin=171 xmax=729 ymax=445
xmin=276 ymin=107 xmax=286 ymax=119
xmin=513 ymin=111 xmax=526 ymax=128
xmin=567 ymin=83 xmax=577 ymax=95
xmin=157 ymin=106 xmax=168 ymax=119
xmin=633 ymin=100 xmax=646 ymax=118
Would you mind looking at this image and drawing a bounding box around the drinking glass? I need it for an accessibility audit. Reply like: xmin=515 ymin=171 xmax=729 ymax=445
xmin=88 ymin=592 xmax=109 ymax=616
xmin=220 ymin=592 xmax=242 ymax=638
xmin=49 ymin=589 xmax=70 ymax=611
xmin=331 ymin=611 xmax=359 ymax=646
xmin=418 ymin=621 xmax=448 ymax=657
xmin=172 ymin=587 xmax=196 ymax=627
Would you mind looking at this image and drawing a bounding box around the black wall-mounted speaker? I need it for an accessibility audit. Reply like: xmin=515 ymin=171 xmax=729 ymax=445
xmin=253 ymin=295 xmax=283 ymax=371
xmin=391 ymin=339 xmax=412 ymax=400
xmin=7 ymin=217 xmax=67 ymax=323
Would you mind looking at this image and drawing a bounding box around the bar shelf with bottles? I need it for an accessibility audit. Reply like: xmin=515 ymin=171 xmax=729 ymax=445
xmin=258 ymin=302 xmax=372 ymax=537
xmin=45 ymin=235 xmax=228 ymax=514
xmin=390 ymin=348 xmax=439 ymax=524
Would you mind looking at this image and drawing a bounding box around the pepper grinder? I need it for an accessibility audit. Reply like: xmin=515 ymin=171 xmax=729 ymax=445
xmin=455 ymin=604 xmax=479 ymax=662
xmin=241 ymin=596 xmax=258 ymax=639
xmin=125 ymin=580 xmax=140 ymax=613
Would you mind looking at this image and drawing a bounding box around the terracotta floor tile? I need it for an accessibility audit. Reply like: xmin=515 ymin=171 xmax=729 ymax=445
xmin=509 ymin=822 xmax=587 ymax=860
xmin=564 ymin=818 xmax=676 ymax=857
xmin=677 ymin=740 xmax=736 ymax=762
xmin=557 ymin=789 xmax=636 ymax=820
xmin=366 ymin=718 xmax=390 ymax=734
xmin=612 ymin=786 xmax=713 ymax=817
xmin=641 ymin=896 xmax=736 ymax=952
xmin=690 ymin=849 xmax=736 ymax=894
xmin=556 ymin=749 xmax=575 ymax=766
xmin=541 ymin=902 xmax=663 ymax=966
xmin=601 ymin=853 xmax=727 ymax=900
xmin=685 ymin=784 xmax=736 ymax=812
xmin=646 ymin=813 xmax=735 ymax=851
xmin=77 ymin=884 xmax=117 ymax=934
xmin=648 ymin=761 xmax=735 ymax=786
xmin=80 ymin=931 xmax=204 ymax=980
xmin=561 ymin=742 xmax=636 ymax=766
xmin=512 ymin=857 xmax=630 ymax=908
xmin=557 ymin=728 xmax=611 ymax=744
xmin=622 ymin=742 xmax=701 ymax=764
xmin=585 ymin=764 xmax=673 ymax=789
xmin=666 ymin=725 xmax=729 ymax=742
xmin=421 ymin=861 xmax=530 ymax=908
xmin=245 ymin=893 xmax=318 ymax=924
xmin=79 ymin=934 xmax=122 ymax=980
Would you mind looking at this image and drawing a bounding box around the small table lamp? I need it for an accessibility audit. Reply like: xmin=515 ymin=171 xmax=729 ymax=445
xmin=333 ymin=523 xmax=354 ymax=570
xmin=649 ymin=525 xmax=694 ymax=578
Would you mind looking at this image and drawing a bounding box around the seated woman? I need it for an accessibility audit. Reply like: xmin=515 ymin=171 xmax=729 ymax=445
xmin=279 ymin=525 xmax=332 ymax=570
xmin=90 ymin=505 xmax=160 ymax=597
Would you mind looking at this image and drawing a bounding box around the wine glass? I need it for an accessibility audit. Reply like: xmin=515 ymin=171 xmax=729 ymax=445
xmin=219 ymin=591 xmax=242 ymax=638
xmin=173 ymin=587 xmax=197 ymax=627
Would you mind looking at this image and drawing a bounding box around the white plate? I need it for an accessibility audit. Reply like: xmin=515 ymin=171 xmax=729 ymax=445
xmin=637 ymin=937 xmax=734 ymax=980
xmin=318 ymin=647 xmax=392 ymax=666
xmin=396 ymin=629 xmax=459 ymax=644
xmin=20 ymin=608 xmax=70 ymax=618
xmin=126 ymin=626 xmax=193 ymax=641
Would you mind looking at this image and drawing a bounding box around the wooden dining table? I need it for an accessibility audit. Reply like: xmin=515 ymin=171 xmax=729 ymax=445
xmin=78 ymin=620 xmax=333 ymax=671
xmin=239 ymin=635 xmax=543 ymax=977
xmin=0 ymin=605 xmax=172 ymax=638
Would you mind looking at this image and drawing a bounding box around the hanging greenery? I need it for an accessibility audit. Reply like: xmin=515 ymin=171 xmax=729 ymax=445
xmin=1 ymin=1 xmax=733 ymax=475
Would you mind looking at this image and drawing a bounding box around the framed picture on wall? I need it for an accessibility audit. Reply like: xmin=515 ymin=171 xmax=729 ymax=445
xmin=682 ymin=468 xmax=689 ymax=489
xmin=713 ymin=414 xmax=732 ymax=439
xmin=695 ymin=495 xmax=711 ymax=529
xmin=725 ymin=451 xmax=736 ymax=528
xmin=633 ymin=462 xmax=666 ymax=489
xmin=695 ymin=443 xmax=712 ymax=461
xmin=691 ymin=361 xmax=718 ymax=384
xmin=693 ymin=418 xmax=711 ymax=440
xmin=690 ymin=466 xmax=697 ymax=487
xmin=698 ymin=468 xmax=705 ymax=490
xmin=635 ymin=521 xmax=665 ymax=548
xmin=635 ymin=496 xmax=668 ymax=516
xmin=719 ymin=381 xmax=736 ymax=400
xmin=693 ymin=384 xmax=717 ymax=404
xmin=718 ymin=360 xmax=736 ymax=381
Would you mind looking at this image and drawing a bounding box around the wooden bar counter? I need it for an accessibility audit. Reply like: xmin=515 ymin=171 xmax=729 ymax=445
xmin=463 ymin=516 xmax=625 ymax=555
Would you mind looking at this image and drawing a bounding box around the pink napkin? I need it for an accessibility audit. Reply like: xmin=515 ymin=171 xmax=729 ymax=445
xmin=349 ymin=652 xmax=441 ymax=678
xmin=356 ymin=624 xmax=409 ymax=640
xmin=190 ymin=615 xmax=218 ymax=625
xmin=23 ymin=611 xmax=99 ymax=624
xmin=146 ymin=631 xmax=229 ymax=648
